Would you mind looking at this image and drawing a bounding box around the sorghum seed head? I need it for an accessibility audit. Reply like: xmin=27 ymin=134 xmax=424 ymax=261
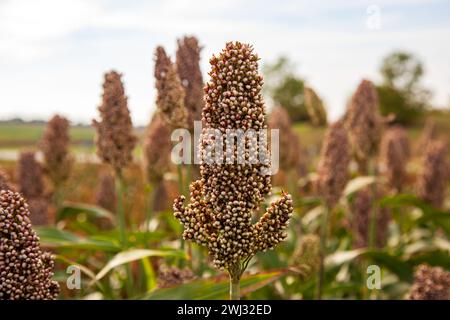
xmin=316 ymin=121 xmax=351 ymax=208
xmin=418 ymin=118 xmax=438 ymax=152
xmin=154 ymin=46 xmax=188 ymax=129
xmin=0 ymin=190 xmax=59 ymax=299
xmin=17 ymin=151 xmax=45 ymax=199
xmin=292 ymin=235 xmax=320 ymax=280
xmin=173 ymin=42 xmax=293 ymax=274
xmin=350 ymin=187 xmax=391 ymax=249
xmin=416 ymin=140 xmax=448 ymax=208
xmin=157 ymin=266 xmax=196 ymax=289
xmin=345 ymin=79 xmax=383 ymax=174
xmin=0 ymin=169 xmax=15 ymax=192
xmin=40 ymin=115 xmax=72 ymax=186
xmin=93 ymin=71 xmax=137 ymax=173
xmin=95 ymin=170 xmax=116 ymax=213
xmin=176 ymin=36 xmax=204 ymax=130
xmin=409 ymin=264 xmax=450 ymax=300
xmin=304 ymin=86 xmax=327 ymax=126
xmin=378 ymin=126 xmax=410 ymax=192
xmin=143 ymin=113 xmax=172 ymax=185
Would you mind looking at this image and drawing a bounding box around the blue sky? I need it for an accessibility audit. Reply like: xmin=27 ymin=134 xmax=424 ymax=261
xmin=0 ymin=0 xmax=449 ymax=125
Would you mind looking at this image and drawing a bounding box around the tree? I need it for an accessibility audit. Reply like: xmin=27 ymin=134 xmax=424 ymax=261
xmin=377 ymin=51 xmax=431 ymax=124
xmin=263 ymin=56 xmax=308 ymax=122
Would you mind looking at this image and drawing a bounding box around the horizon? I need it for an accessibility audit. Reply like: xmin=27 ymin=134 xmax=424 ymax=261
xmin=1 ymin=0 xmax=450 ymax=126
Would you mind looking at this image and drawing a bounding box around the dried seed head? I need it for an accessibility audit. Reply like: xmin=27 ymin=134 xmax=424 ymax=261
xmin=0 ymin=190 xmax=59 ymax=299
xmin=316 ymin=122 xmax=351 ymax=207
xmin=95 ymin=171 xmax=116 ymax=213
xmin=176 ymin=36 xmax=204 ymax=130
xmin=304 ymin=86 xmax=327 ymax=126
xmin=154 ymin=46 xmax=188 ymax=129
xmin=291 ymin=235 xmax=320 ymax=281
xmin=418 ymin=118 xmax=438 ymax=151
xmin=345 ymin=80 xmax=383 ymax=173
xmin=416 ymin=140 xmax=448 ymax=208
xmin=17 ymin=152 xmax=45 ymax=199
xmin=157 ymin=266 xmax=196 ymax=289
xmin=143 ymin=113 xmax=172 ymax=185
xmin=0 ymin=169 xmax=15 ymax=192
xmin=350 ymin=187 xmax=391 ymax=248
xmin=379 ymin=126 xmax=410 ymax=192
xmin=93 ymin=71 xmax=137 ymax=173
xmin=41 ymin=115 xmax=72 ymax=186
xmin=173 ymin=42 xmax=293 ymax=275
xmin=27 ymin=198 xmax=49 ymax=226
xmin=409 ymin=264 xmax=450 ymax=300
xmin=268 ymin=106 xmax=302 ymax=173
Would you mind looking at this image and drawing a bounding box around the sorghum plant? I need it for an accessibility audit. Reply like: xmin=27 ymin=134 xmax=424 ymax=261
xmin=315 ymin=121 xmax=350 ymax=298
xmin=173 ymin=42 xmax=293 ymax=300
xmin=409 ymin=264 xmax=450 ymax=300
xmin=95 ymin=170 xmax=117 ymax=214
xmin=17 ymin=151 xmax=49 ymax=225
xmin=0 ymin=190 xmax=59 ymax=300
xmin=93 ymin=70 xmax=137 ymax=248
xmin=418 ymin=118 xmax=438 ymax=152
xmin=157 ymin=266 xmax=196 ymax=289
xmin=176 ymin=36 xmax=204 ymax=130
xmin=379 ymin=126 xmax=410 ymax=192
xmin=41 ymin=115 xmax=72 ymax=190
xmin=304 ymin=86 xmax=327 ymax=126
xmin=0 ymin=169 xmax=15 ymax=192
xmin=345 ymin=79 xmax=383 ymax=174
xmin=154 ymin=46 xmax=187 ymax=129
xmin=416 ymin=140 xmax=448 ymax=208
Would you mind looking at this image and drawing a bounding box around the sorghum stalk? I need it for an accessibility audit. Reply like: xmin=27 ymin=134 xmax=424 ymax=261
xmin=173 ymin=42 xmax=293 ymax=300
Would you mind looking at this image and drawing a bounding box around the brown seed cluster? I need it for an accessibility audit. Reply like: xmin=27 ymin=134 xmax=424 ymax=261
xmin=416 ymin=141 xmax=448 ymax=208
xmin=17 ymin=152 xmax=49 ymax=226
xmin=345 ymin=80 xmax=383 ymax=174
xmin=409 ymin=264 xmax=450 ymax=300
xmin=176 ymin=36 xmax=204 ymax=130
xmin=418 ymin=118 xmax=438 ymax=152
xmin=95 ymin=171 xmax=116 ymax=213
xmin=154 ymin=46 xmax=188 ymax=129
xmin=173 ymin=42 xmax=293 ymax=275
xmin=379 ymin=126 xmax=410 ymax=192
xmin=304 ymin=86 xmax=327 ymax=126
xmin=0 ymin=190 xmax=59 ymax=300
xmin=350 ymin=187 xmax=390 ymax=248
xmin=143 ymin=113 xmax=172 ymax=185
xmin=316 ymin=122 xmax=351 ymax=208
xmin=41 ymin=115 xmax=72 ymax=186
xmin=157 ymin=266 xmax=196 ymax=288
xmin=93 ymin=71 xmax=137 ymax=173
xmin=0 ymin=169 xmax=15 ymax=192
xmin=292 ymin=235 xmax=320 ymax=280
xmin=268 ymin=106 xmax=302 ymax=173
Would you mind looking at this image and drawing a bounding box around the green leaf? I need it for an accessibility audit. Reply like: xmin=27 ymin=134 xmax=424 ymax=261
xmin=95 ymin=249 xmax=186 ymax=282
xmin=142 ymin=270 xmax=288 ymax=300
xmin=343 ymin=176 xmax=376 ymax=197
xmin=36 ymin=227 xmax=120 ymax=252
xmin=57 ymin=202 xmax=116 ymax=224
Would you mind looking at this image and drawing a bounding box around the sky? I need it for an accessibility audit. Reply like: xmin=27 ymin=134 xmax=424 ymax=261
xmin=0 ymin=0 xmax=449 ymax=125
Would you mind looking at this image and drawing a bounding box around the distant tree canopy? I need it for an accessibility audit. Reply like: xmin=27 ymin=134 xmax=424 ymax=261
xmin=263 ymin=56 xmax=308 ymax=122
xmin=377 ymin=51 xmax=431 ymax=124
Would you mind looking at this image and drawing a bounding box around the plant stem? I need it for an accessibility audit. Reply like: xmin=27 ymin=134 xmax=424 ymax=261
xmin=368 ymin=159 xmax=378 ymax=249
xmin=115 ymin=170 xmax=127 ymax=248
xmin=317 ymin=203 xmax=330 ymax=300
xmin=229 ymin=273 xmax=241 ymax=300
xmin=145 ymin=184 xmax=154 ymax=244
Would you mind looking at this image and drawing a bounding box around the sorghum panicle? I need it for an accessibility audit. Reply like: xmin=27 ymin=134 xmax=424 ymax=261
xmin=95 ymin=171 xmax=117 ymax=213
xmin=379 ymin=126 xmax=410 ymax=192
xmin=176 ymin=36 xmax=204 ymax=130
xmin=418 ymin=118 xmax=438 ymax=152
xmin=154 ymin=46 xmax=188 ymax=129
xmin=292 ymin=235 xmax=321 ymax=280
xmin=0 ymin=190 xmax=59 ymax=300
xmin=93 ymin=71 xmax=137 ymax=173
xmin=173 ymin=42 xmax=293 ymax=275
xmin=41 ymin=115 xmax=72 ymax=186
xmin=0 ymin=169 xmax=15 ymax=192
xmin=304 ymin=86 xmax=327 ymax=126
xmin=316 ymin=122 xmax=351 ymax=208
xmin=409 ymin=264 xmax=450 ymax=300
xmin=345 ymin=79 xmax=383 ymax=173
xmin=17 ymin=152 xmax=49 ymax=225
xmin=350 ymin=187 xmax=390 ymax=248
xmin=416 ymin=140 xmax=448 ymax=208
xmin=157 ymin=266 xmax=196 ymax=289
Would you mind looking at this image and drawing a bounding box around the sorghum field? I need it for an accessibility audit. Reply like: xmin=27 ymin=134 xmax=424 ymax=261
xmin=1 ymin=31 xmax=450 ymax=302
